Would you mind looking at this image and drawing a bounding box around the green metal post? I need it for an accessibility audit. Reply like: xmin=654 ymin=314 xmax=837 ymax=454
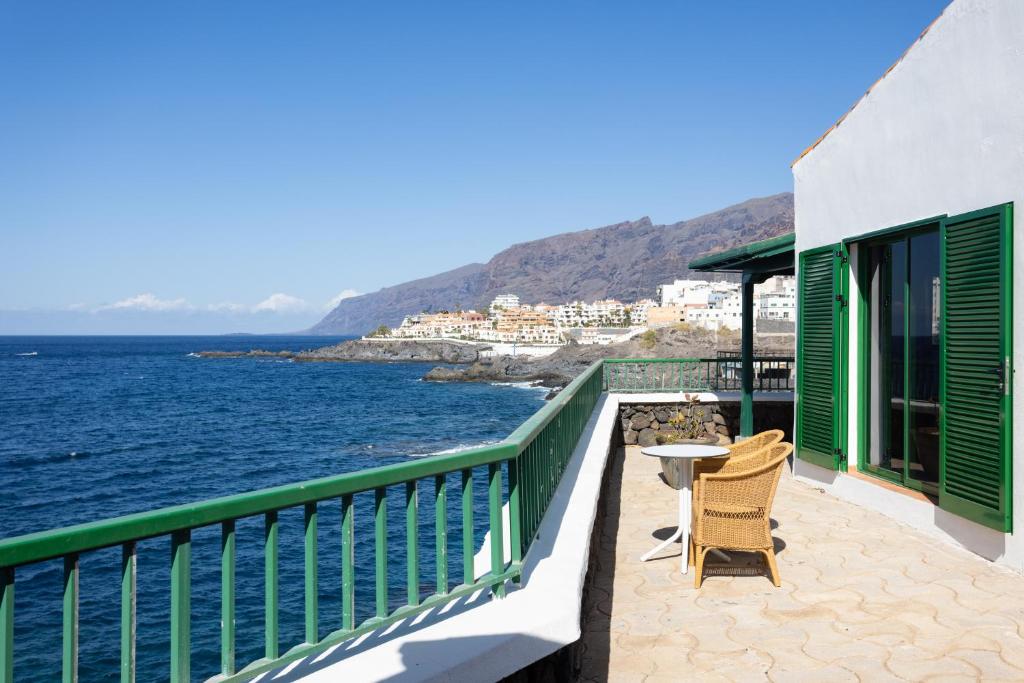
xmin=62 ymin=554 xmax=78 ymax=683
xmin=170 ymin=530 xmax=191 ymax=683
xmin=374 ymin=488 xmax=388 ymax=619
xmin=304 ymin=502 xmax=319 ymax=644
xmin=0 ymin=568 xmax=11 ymax=683
xmin=508 ymin=458 xmax=523 ymax=568
xmin=405 ymin=481 xmax=419 ymax=606
xmin=461 ymin=469 xmax=474 ymax=585
xmin=434 ymin=475 xmax=447 ymax=594
xmin=221 ymin=522 xmax=235 ymax=676
xmin=264 ymin=511 xmax=279 ymax=660
xmin=120 ymin=543 xmax=136 ymax=683
xmin=341 ymin=495 xmax=354 ymax=630
xmin=741 ymin=273 xmax=755 ymax=437
xmin=488 ymin=462 xmax=505 ymax=598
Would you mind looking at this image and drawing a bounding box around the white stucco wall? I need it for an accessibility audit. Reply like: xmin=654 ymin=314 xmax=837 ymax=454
xmin=793 ymin=0 xmax=1024 ymax=571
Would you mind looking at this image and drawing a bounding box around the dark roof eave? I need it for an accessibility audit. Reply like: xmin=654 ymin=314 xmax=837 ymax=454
xmin=687 ymin=233 xmax=795 ymax=273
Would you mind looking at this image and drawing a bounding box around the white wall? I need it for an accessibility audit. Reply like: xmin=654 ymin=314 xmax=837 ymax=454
xmin=792 ymin=0 xmax=1024 ymax=571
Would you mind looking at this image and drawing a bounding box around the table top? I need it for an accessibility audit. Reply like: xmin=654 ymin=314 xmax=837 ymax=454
xmin=640 ymin=444 xmax=730 ymax=460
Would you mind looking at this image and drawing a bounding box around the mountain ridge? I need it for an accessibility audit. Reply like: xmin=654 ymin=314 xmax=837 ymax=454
xmin=310 ymin=192 xmax=794 ymax=335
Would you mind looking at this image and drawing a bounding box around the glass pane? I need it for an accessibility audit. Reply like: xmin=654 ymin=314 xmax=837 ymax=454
xmin=907 ymin=231 xmax=940 ymax=488
xmin=866 ymin=243 xmax=902 ymax=477
xmin=890 ymin=241 xmax=906 ymax=476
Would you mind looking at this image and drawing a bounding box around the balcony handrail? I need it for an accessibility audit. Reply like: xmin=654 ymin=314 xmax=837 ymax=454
xmin=602 ymin=356 xmax=795 ymax=393
xmin=0 ymin=360 xmax=606 ymax=570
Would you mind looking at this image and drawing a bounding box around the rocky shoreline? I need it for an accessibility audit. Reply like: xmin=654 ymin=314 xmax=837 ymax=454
xmin=197 ymin=327 xmax=794 ymax=402
xmin=196 ymin=338 xmax=485 ymax=364
xmin=423 ymin=326 xmax=793 ymax=392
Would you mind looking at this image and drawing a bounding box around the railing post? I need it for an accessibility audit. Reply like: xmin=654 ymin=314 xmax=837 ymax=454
xmin=264 ymin=511 xmax=279 ymax=660
xmin=488 ymin=462 xmax=505 ymax=598
xmin=508 ymin=457 xmax=523 ymax=572
xmin=62 ymin=554 xmax=78 ymax=683
xmin=406 ymin=481 xmax=420 ymax=605
xmin=220 ymin=523 xmax=235 ymax=677
xmin=0 ymin=568 xmax=11 ymax=683
xmin=341 ymin=495 xmax=355 ymax=631
xmin=170 ymin=530 xmax=191 ymax=683
xmin=304 ymin=503 xmax=319 ymax=644
xmin=434 ymin=476 xmax=447 ymax=595
xmin=374 ymin=488 xmax=388 ymax=619
xmin=461 ymin=469 xmax=474 ymax=585
xmin=741 ymin=273 xmax=756 ymax=437
xmin=120 ymin=543 xmax=136 ymax=683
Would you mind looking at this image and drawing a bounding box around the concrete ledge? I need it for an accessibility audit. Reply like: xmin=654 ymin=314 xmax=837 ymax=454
xmin=264 ymin=395 xmax=620 ymax=682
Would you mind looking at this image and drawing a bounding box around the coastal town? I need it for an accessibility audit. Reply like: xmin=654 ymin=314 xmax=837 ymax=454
xmin=379 ymin=275 xmax=795 ymax=347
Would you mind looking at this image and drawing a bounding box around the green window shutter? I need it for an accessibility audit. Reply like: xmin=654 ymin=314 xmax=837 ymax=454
xmin=797 ymin=244 xmax=846 ymax=469
xmin=940 ymin=204 xmax=1013 ymax=532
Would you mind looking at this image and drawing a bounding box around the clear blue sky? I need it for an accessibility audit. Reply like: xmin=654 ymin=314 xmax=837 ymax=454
xmin=0 ymin=1 xmax=949 ymax=333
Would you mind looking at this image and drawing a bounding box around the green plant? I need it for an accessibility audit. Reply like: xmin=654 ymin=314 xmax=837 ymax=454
xmin=639 ymin=329 xmax=657 ymax=349
xmin=657 ymin=396 xmax=709 ymax=444
xmin=368 ymin=324 xmax=391 ymax=338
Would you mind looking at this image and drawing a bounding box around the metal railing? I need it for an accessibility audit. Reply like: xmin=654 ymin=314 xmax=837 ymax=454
xmin=0 ymin=355 xmax=794 ymax=682
xmin=603 ymin=357 xmax=795 ymax=393
xmin=0 ymin=362 xmax=604 ymax=683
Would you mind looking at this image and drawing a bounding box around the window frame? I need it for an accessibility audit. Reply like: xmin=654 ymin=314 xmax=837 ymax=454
xmin=851 ymin=220 xmax=942 ymax=494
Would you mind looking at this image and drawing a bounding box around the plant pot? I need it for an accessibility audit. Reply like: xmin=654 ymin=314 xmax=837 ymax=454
xmin=656 ymin=436 xmax=720 ymax=489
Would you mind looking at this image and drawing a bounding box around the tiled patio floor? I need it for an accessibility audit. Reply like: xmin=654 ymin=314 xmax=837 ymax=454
xmin=579 ymin=446 xmax=1024 ymax=682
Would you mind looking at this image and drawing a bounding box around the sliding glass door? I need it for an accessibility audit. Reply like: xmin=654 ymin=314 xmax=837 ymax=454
xmin=861 ymin=228 xmax=941 ymax=494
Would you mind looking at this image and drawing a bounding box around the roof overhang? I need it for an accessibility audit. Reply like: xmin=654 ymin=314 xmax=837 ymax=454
xmin=687 ymin=232 xmax=794 ymax=276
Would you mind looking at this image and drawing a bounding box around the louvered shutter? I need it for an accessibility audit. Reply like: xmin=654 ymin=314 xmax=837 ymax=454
xmin=940 ymin=205 xmax=1013 ymax=532
xmin=796 ymin=244 xmax=846 ymax=469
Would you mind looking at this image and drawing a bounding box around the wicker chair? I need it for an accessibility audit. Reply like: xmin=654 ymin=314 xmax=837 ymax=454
xmin=691 ymin=429 xmax=785 ymax=503
xmin=689 ymin=440 xmax=792 ymax=568
xmin=692 ymin=443 xmax=792 ymax=588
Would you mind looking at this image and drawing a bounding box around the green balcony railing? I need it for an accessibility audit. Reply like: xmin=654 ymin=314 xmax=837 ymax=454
xmin=602 ymin=357 xmax=794 ymax=393
xmin=0 ymin=361 xmax=605 ymax=683
xmin=0 ymin=355 xmax=795 ymax=682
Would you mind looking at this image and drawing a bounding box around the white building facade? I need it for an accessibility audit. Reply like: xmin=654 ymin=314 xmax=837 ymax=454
xmin=791 ymin=0 xmax=1024 ymax=571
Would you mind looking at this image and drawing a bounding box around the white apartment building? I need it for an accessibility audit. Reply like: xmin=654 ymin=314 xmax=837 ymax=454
xmin=489 ymin=294 xmax=521 ymax=312
xmin=756 ymin=275 xmax=796 ymax=321
xmin=658 ymin=279 xmax=712 ymax=307
xmin=627 ymin=299 xmax=656 ymax=326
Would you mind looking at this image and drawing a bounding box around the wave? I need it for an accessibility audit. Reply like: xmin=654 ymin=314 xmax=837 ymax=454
xmin=186 ymin=352 xmax=200 ymax=358
xmin=408 ymin=440 xmax=499 ymax=458
xmin=16 ymin=351 xmax=38 ymax=356
xmin=490 ymin=380 xmax=548 ymax=391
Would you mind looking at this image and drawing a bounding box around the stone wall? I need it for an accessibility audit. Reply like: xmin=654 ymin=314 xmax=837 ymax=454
xmin=618 ymin=400 xmax=793 ymax=447
xmin=619 ymin=402 xmax=731 ymax=448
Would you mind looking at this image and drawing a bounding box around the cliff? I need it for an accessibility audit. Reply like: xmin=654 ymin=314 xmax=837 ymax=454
xmin=310 ymin=193 xmax=794 ymax=335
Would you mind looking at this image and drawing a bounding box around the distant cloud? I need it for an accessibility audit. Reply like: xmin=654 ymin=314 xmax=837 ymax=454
xmin=206 ymin=302 xmax=249 ymax=313
xmin=253 ymin=293 xmax=311 ymax=313
xmin=324 ymin=288 xmax=361 ymax=311
xmin=79 ymin=292 xmax=326 ymax=316
xmin=98 ymin=293 xmax=191 ymax=312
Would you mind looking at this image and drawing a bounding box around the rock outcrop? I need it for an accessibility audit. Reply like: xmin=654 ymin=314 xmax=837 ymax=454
xmin=197 ymin=339 xmax=485 ymax=364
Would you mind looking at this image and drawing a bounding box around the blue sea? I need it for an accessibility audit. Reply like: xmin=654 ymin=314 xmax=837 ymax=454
xmin=0 ymin=336 xmax=547 ymax=681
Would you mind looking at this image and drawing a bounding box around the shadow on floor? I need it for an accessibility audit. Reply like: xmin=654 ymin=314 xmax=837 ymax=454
xmin=576 ymin=447 xmax=624 ymax=682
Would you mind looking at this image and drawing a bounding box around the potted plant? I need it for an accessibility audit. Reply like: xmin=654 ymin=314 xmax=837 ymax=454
xmin=654 ymin=396 xmax=719 ymax=488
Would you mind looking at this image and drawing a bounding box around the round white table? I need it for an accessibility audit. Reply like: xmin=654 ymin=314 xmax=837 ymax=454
xmin=640 ymin=444 xmax=730 ymax=574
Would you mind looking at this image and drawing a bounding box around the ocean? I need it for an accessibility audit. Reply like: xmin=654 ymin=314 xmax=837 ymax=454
xmin=0 ymin=336 xmax=547 ymax=681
